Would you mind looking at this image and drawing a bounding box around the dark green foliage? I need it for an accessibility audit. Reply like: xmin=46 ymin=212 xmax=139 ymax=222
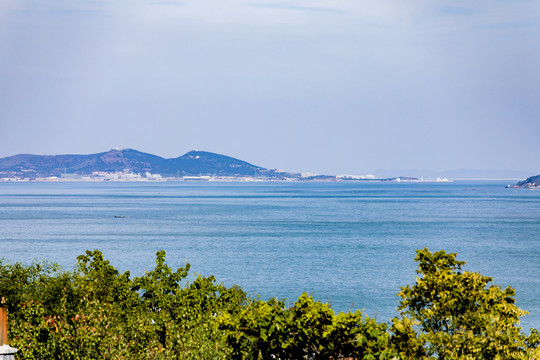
xmin=0 ymin=259 xmax=72 ymax=315
xmin=1 ymin=250 xmax=235 ymax=359
xmin=220 ymin=293 xmax=402 ymax=359
xmin=328 ymin=311 xmax=398 ymax=360
xmin=1 ymin=248 xmax=539 ymax=359
xmin=131 ymin=249 xmax=190 ymax=313
xmin=75 ymin=250 xmax=138 ymax=310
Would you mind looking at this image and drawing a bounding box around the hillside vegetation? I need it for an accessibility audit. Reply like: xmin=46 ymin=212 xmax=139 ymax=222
xmin=1 ymin=249 xmax=539 ymax=359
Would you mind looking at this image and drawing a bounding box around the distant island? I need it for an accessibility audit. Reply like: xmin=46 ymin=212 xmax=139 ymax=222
xmin=0 ymin=148 xmax=449 ymax=182
xmin=512 ymin=174 xmax=540 ymax=188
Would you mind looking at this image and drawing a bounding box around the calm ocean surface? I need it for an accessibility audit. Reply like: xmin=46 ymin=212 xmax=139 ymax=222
xmin=1 ymin=181 xmax=539 ymax=329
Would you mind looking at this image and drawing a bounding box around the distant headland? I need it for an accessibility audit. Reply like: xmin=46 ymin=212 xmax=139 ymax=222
xmin=511 ymin=174 xmax=540 ymax=188
xmin=0 ymin=148 xmax=450 ymax=182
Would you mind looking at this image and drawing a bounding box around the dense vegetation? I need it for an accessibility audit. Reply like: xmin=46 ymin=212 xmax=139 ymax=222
xmin=1 ymin=248 xmax=539 ymax=359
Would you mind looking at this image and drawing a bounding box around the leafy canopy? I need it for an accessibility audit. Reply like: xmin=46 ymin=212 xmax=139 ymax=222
xmin=1 ymin=248 xmax=539 ymax=359
xmin=397 ymin=248 xmax=540 ymax=360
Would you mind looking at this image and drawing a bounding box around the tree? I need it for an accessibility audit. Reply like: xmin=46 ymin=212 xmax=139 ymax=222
xmin=397 ymin=248 xmax=540 ymax=359
xmin=3 ymin=248 xmax=540 ymax=359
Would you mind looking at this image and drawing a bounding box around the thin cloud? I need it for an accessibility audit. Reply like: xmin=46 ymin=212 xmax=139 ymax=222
xmin=152 ymin=1 xmax=185 ymax=6
xmin=438 ymin=6 xmax=476 ymax=16
xmin=478 ymin=21 xmax=540 ymax=29
xmin=5 ymin=1 xmax=108 ymax=17
xmin=244 ymin=2 xmax=346 ymax=14
xmin=50 ymin=9 xmax=108 ymax=16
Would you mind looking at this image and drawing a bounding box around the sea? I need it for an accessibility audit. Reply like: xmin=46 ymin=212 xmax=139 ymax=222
xmin=0 ymin=180 xmax=539 ymax=330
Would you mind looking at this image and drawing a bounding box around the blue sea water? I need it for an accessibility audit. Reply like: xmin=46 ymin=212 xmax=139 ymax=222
xmin=0 ymin=181 xmax=539 ymax=330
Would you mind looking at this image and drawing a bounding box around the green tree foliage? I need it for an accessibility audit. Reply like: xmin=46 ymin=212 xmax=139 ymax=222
xmin=1 ymin=250 xmax=236 ymax=359
xmin=329 ymin=311 xmax=397 ymax=360
xmin=75 ymin=250 xmax=137 ymax=309
xmin=0 ymin=259 xmax=73 ymax=316
xmin=220 ymin=294 xmax=401 ymax=359
xmin=397 ymin=248 xmax=540 ymax=359
xmin=1 ymin=248 xmax=539 ymax=359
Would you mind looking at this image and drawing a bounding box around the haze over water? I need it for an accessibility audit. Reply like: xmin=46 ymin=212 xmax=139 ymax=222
xmin=1 ymin=181 xmax=539 ymax=330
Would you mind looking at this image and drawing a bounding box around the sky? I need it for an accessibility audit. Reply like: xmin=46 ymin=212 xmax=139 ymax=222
xmin=0 ymin=0 xmax=539 ymax=176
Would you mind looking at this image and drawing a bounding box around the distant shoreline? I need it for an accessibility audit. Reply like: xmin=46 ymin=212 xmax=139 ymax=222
xmin=0 ymin=176 xmax=458 ymax=183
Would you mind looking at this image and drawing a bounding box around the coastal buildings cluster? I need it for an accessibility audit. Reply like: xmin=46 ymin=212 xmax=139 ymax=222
xmin=0 ymin=169 xmax=452 ymax=183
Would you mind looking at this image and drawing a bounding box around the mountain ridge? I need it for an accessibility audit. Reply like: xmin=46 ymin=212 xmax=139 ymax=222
xmin=0 ymin=148 xmax=277 ymax=179
xmin=2 ymin=148 xmax=535 ymax=183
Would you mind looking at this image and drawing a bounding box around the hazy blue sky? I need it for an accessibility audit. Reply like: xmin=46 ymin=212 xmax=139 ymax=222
xmin=0 ymin=0 xmax=538 ymax=175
